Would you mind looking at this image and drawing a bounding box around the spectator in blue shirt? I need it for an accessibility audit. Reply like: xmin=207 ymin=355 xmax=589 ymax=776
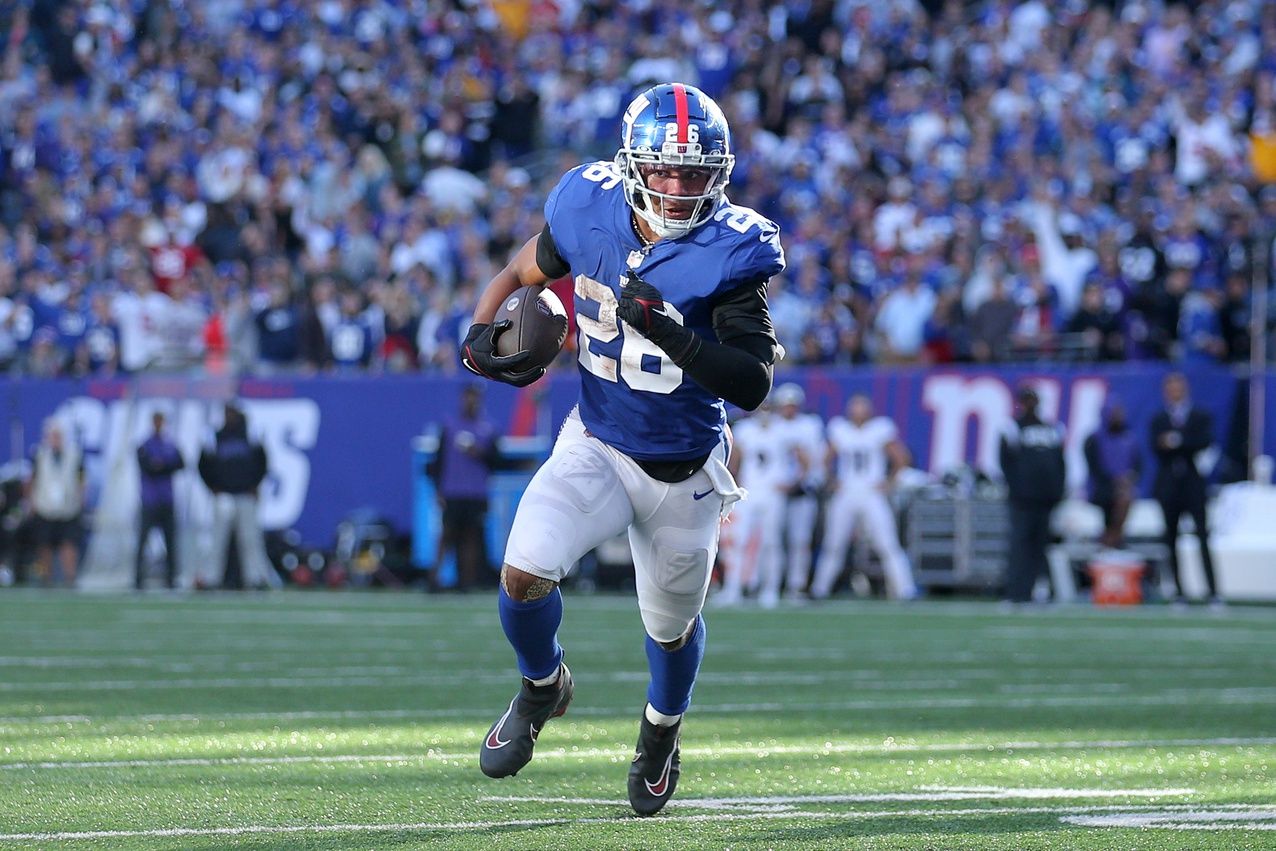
xmin=329 ymin=288 xmax=373 ymax=370
xmin=254 ymin=281 xmax=299 ymax=371
xmin=1180 ymin=290 xmax=1226 ymax=364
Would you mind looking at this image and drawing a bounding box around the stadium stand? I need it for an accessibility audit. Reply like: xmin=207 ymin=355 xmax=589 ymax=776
xmin=0 ymin=0 xmax=1273 ymax=378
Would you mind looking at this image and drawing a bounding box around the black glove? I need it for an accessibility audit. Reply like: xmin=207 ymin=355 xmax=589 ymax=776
xmin=460 ymin=321 xmax=545 ymax=388
xmin=616 ymin=272 xmax=700 ymax=363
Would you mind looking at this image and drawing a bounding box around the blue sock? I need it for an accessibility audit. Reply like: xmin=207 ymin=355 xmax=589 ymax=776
xmin=498 ymin=586 xmax=564 ymax=681
xmin=645 ymin=615 xmax=706 ymax=716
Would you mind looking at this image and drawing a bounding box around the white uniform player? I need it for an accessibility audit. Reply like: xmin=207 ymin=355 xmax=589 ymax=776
xmin=713 ymin=407 xmax=783 ymax=606
xmin=758 ymin=383 xmax=825 ymax=606
xmin=812 ymin=395 xmax=919 ymax=600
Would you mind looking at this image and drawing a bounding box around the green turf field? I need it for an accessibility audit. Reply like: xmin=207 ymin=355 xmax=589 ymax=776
xmin=0 ymin=591 xmax=1273 ymax=850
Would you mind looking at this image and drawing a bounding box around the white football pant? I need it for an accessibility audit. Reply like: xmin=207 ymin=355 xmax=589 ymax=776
xmin=784 ymin=494 xmax=818 ymax=594
xmin=504 ymin=410 xmax=741 ymax=643
xmin=717 ymin=486 xmax=782 ymax=600
xmin=812 ymin=489 xmax=916 ymax=599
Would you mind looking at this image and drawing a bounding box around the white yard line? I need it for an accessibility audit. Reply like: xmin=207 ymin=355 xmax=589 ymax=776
xmin=917 ymin=786 xmax=1196 ymax=799
xmin=0 ymin=817 xmax=568 ymax=842
xmin=983 ymin=626 xmax=1276 ymax=645
xmin=2 ymin=592 xmax=1272 ymax=621
xmin=4 ymin=689 xmax=1276 ymax=730
xmin=749 ymin=647 xmax=1269 ymax=667
xmin=0 ymin=672 xmax=930 ymax=691
xmin=119 ymin=611 xmax=440 ymax=627
xmin=489 ymin=788 xmax=1198 ymax=807
xmin=17 ymin=638 xmax=427 ymax=653
xmin=0 ymin=661 xmax=426 ymax=677
xmin=5 ymin=736 xmax=1274 ymax=772
xmin=5 ymin=667 xmax=1274 ymax=696
xmin=0 ymin=655 xmax=1251 ymax=687
xmin=1064 ymin=810 xmax=1276 ymax=830
xmin=2 ymin=803 xmax=1271 ymax=843
xmin=0 ymin=753 xmax=432 ymax=771
xmin=0 ymin=672 xmax=1106 ymax=693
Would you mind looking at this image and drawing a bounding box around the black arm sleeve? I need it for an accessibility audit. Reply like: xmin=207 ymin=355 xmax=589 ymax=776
xmin=661 ymin=280 xmax=779 ymax=411
xmin=710 ymin=279 xmax=781 ymax=355
xmin=535 ymin=225 xmax=571 ymax=279
xmin=677 ymin=334 xmax=775 ymax=411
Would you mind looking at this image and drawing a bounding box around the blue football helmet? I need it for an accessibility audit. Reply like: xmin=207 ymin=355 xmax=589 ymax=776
xmin=616 ymin=82 xmax=734 ymax=239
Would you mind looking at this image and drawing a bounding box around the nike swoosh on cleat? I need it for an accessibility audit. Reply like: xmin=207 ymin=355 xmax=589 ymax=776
xmin=644 ymin=751 xmax=675 ymax=797
xmin=692 ymin=489 xmax=713 ymax=500
xmin=484 ymin=700 xmax=516 ymax=750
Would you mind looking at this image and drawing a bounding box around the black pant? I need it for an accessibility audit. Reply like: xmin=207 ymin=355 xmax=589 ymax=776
xmin=137 ymin=504 xmax=177 ymax=589
xmin=1007 ymin=503 xmax=1054 ymax=603
xmin=440 ymin=498 xmax=489 ymax=590
xmin=1158 ymin=493 xmax=1217 ymax=598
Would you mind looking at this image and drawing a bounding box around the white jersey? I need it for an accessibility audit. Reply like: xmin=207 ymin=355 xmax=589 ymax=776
xmin=827 ymin=416 xmax=897 ymax=489
xmin=112 ymin=291 xmax=169 ymax=372
xmin=151 ymin=295 xmax=208 ymax=369
xmin=772 ymin=412 xmax=826 ymax=489
xmin=732 ymin=414 xmax=783 ymax=491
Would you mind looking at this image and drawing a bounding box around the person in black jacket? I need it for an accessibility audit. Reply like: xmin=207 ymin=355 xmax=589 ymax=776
xmin=198 ymin=404 xmax=278 ymax=589
xmin=999 ymin=385 xmax=1066 ymax=604
xmin=1149 ymin=372 xmax=1218 ymax=604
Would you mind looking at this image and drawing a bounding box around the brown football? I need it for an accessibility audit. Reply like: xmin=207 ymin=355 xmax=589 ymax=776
xmin=493 ymin=285 xmax=569 ymax=370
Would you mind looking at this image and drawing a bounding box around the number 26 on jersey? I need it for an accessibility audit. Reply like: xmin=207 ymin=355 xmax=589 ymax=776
xmin=574 ymin=275 xmax=684 ymax=394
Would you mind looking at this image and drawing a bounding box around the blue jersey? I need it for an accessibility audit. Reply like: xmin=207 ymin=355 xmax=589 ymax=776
xmin=56 ymin=305 xmax=89 ymax=352
xmin=330 ymin=316 xmax=373 ymax=368
xmin=82 ymin=319 xmax=118 ymax=372
xmin=545 ymin=161 xmax=785 ymax=461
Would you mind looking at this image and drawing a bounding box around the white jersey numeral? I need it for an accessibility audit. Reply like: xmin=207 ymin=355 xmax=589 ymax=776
xmin=574 ymin=274 xmax=683 ymax=394
xmin=713 ymin=206 xmax=767 ymax=234
xmin=580 ymin=162 xmax=622 ymax=190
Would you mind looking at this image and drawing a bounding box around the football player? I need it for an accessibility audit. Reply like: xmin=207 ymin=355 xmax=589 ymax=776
xmin=460 ymin=83 xmax=784 ymax=815
xmin=757 ymin=383 xmax=825 ymax=606
xmin=811 ymin=395 xmax=919 ymax=600
xmin=712 ymin=402 xmax=782 ymax=607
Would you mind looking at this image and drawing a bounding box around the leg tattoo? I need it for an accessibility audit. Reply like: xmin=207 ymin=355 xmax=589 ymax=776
xmin=500 ymin=565 xmax=558 ymax=601
xmin=523 ymin=578 xmax=556 ymax=601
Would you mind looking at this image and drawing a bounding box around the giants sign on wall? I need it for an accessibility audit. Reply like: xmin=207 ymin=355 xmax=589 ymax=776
xmin=0 ymin=366 xmax=1259 ymax=546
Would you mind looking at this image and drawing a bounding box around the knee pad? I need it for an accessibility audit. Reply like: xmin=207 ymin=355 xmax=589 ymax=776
xmin=639 ymin=559 xmax=708 ymax=643
xmin=641 ymin=611 xmax=697 ymax=646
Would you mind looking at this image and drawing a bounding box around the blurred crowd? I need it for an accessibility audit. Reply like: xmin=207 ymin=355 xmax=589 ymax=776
xmin=1 ymin=0 xmax=1275 ymax=378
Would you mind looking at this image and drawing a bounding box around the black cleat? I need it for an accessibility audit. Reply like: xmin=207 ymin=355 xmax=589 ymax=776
xmin=479 ymin=664 xmax=573 ymax=778
xmin=627 ymin=713 xmax=681 ymax=816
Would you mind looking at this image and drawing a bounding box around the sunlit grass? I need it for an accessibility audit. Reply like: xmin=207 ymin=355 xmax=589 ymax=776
xmin=0 ymin=590 xmax=1272 ymax=849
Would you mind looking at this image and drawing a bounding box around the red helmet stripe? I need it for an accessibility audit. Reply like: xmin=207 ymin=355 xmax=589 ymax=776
xmin=672 ymin=84 xmax=689 ymax=144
